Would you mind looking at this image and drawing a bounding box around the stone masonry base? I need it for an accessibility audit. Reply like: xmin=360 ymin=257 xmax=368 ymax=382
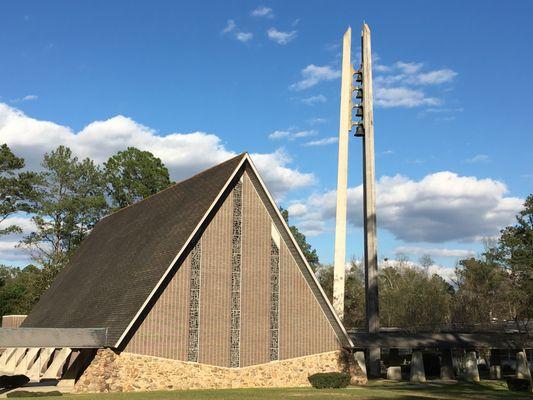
xmin=74 ymin=349 xmax=366 ymax=393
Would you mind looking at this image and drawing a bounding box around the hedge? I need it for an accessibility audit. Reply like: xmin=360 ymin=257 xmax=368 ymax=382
xmin=308 ymin=372 xmax=351 ymax=389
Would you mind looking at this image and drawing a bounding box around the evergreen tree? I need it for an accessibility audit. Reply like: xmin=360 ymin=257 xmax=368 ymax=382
xmin=104 ymin=147 xmax=172 ymax=209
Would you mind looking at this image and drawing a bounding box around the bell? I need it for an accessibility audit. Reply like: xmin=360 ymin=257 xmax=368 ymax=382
xmin=355 ymin=73 xmax=362 ymax=83
xmin=355 ymin=106 xmax=363 ymax=117
xmin=356 ymin=89 xmax=363 ymax=99
xmin=354 ymin=125 xmax=364 ymax=137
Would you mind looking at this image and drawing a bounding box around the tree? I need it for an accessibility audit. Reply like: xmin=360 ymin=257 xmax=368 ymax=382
xmin=0 ymin=264 xmax=42 ymax=316
xmin=0 ymin=144 xmax=38 ymax=236
xmin=279 ymin=207 xmax=319 ymax=269
xmin=21 ymin=146 xmax=107 ymax=290
xmin=494 ymin=194 xmax=533 ymax=334
xmin=316 ymin=259 xmax=366 ymax=329
xmin=104 ymin=147 xmax=172 ymax=209
xmin=379 ymin=260 xmax=453 ymax=332
xmin=453 ymin=256 xmax=511 ymax=328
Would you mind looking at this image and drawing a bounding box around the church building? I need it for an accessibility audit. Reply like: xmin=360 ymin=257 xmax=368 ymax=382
xmin=0 ymin=153 xmax=365 ymax=393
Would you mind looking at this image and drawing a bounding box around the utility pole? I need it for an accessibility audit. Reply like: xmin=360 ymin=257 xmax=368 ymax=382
xmin=333 ymin=23 xmax=380 ymax=378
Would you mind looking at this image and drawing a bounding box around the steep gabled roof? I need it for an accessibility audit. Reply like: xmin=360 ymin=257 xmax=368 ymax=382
xmin=23 ymin=153 xmax=353 ymax=349
xmin=22 ymin=153 xmax=247 ymax=345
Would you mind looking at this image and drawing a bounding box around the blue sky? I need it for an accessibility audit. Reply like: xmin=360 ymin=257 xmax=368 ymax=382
xmin=1 ymin=1 xmax=532 ymax=277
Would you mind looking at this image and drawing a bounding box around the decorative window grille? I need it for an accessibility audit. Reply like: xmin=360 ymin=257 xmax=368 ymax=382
xmin=187 ymin=241 xmax=202 ymax=362
xmin=230 ymin=180 xmax=243 ymax=368
xmin=269 ymin=239 xmax=280 ymax=361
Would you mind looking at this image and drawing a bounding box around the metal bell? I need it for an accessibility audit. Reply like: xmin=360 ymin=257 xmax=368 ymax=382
xmin=356 ymin=89 xmax=363 ymax=99
xmin=355 ymin=106 xmax=363 ymax=117
xmin=354 ymin=125 xmax=364 ymax=137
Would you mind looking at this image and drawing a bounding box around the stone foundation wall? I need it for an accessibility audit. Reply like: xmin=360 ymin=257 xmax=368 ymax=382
xmin=74 ymin=349 xmax=366 ymax=393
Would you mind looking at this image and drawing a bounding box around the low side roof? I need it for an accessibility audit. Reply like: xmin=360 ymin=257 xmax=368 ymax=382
xmin=22 ymin=153 xmax=247 ymax=345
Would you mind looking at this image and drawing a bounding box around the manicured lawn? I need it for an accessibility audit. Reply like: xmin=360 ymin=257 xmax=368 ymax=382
xmin=7 ymin=380 xmax=532 ymax=399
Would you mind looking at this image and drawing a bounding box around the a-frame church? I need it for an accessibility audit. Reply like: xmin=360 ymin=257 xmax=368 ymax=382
xmin=1 ymin=153 xmax=364 ymax=393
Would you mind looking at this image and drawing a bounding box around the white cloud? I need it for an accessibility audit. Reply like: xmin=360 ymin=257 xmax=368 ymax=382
xmin=0 ymin=103 xmax=314 ymax=199
xmin=293 ymin=130 xmax=316 ymax=138
xmin=466 ymin=154 xmax=489 ymax=163
xmin=250 ymin=149 xmax=315 ymax=197
xmin=395 ymin=61 xmax=424 ymax=74
xmin=375 ymin=87 xmax=440 ymax=108
xmin=221 ymin=20 xmax=253 ymax=43
xmin=222 ymin=19 xmax=236 ymax=34
xmin=10 ymin=94 xmax=39 ymax=103
xmin=236 ymin=32 xmax=253 ymax=42
xmin=268 ymin=130 xmax=291 ymax=140
xmin=382 ymin=149 xmax=394 ymax=155
xmin=301 ymin=94 xmax=326 ymax=105
xmin=394 ymin=246 xmax=475 ymax=258
xmin=304 ymin=137 xmax=338 ymax=147
xmin=268 ymin=128 xmax=316 ymax=140
xmin=308 ymin=117 xmax=326 ymax=125
xmin=251 ymin=6 xmax=273 ymax=18
xmin=288 ymin=171 xmax=523 ymax=243
xmin=290 ymin=64 xmax=340 ymax=91
xmin=267 ymin=28 xmax=297 ymax=45
xmin=414 ymin=69 xmax=457 ymax=85
xmin=371 ymin=60 xmax=457 ymax=108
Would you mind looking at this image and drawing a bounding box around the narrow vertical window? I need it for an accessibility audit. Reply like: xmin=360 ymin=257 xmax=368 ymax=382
xmin=269 ymin=238 xmax=280 ymax=361
xmin=187 ymin=241 xmax=201 ymax=362
xmin=230 ymin=180 xmax=243 ymax=367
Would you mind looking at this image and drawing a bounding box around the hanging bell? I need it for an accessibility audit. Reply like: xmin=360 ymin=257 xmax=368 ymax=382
xmin=355 ymin=105 xmax=363 ymax=117
xmin=355 ymin=88 xmax=363 ymax=99
xmin=355 ymin=72 xmax=363 ymax=83
xmin=354 ymin=125 xmax=365 ymax=137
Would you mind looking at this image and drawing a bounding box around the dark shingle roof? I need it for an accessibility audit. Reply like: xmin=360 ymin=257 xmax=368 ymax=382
xmin=22 ymin=153 xmax=246 ymax=346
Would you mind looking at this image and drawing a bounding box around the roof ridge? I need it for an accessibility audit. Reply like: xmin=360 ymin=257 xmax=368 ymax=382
xmin=99 ymin=152 xmax=248 ymax=222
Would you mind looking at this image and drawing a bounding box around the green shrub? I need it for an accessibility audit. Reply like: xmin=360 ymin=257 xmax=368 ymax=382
xmin=7 ymin=391 xmax=62 ymax=398
xmin=506 ymin=378 xmax=531 ymax=392
xmin=308 ymin=372 xmax=351 ymax=389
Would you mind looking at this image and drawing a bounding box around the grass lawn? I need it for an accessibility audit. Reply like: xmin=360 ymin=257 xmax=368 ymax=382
xmin=7 ymin=380 xmax=532 ymax=400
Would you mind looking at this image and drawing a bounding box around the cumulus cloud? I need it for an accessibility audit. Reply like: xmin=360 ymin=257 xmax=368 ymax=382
xmin=394 ymin=246 xmax=475 ymax=258
xmin=301 ymin=94 xmax=326 ymax=105
xmin=304 ymin=137 xmax=338 ymax=147
xmin=267 ymin=28 xmax=297 ymax=45
xmin=250 ymin=149 xmax=315 ymax=197
xmin=290 ymin=65 xmax=340 ymax=91
xmin=287 ymin=171 xmax=523 ymax=243
xmin=251 ymin=6 xmax=274 ymax=18
xmin=0 ymin=103 xmax=314 ymax=199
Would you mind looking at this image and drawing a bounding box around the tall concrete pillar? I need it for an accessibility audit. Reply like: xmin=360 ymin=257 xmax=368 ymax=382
xmin=361 ymin=23 xmax=380 ymax=380
xmin=410 ymin=350 xmax=426 ymax=383
xmin=440 ymin=349 xmax=455 ymax=380
xmin=489 ymin=349 xmax=502 ymax=380
xmin=516 ymin=350 xmax=532 ymax=380
xmin=332 ymin=27 xmax=353 ymax=320
xmin=464 ymin=350 xmax=480 ymax=382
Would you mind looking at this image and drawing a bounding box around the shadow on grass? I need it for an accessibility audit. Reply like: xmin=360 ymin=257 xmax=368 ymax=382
xmin=365 ymin=380 xmax=531 ymax=399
